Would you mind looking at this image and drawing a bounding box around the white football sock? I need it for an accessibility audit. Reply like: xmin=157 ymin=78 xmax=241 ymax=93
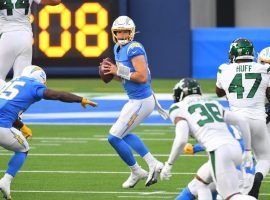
xmin=143 ymin=152 xmax=157 ymax=168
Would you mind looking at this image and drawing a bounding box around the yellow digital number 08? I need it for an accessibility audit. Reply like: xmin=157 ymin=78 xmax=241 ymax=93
xmin=38 ymin=3 xmax=108 ymax=58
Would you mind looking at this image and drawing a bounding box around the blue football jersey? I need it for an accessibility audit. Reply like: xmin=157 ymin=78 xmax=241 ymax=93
xmin=0 ymin=76 xmax=47 ymax=128
xmin=113 ymin=41 xmax=152 ymax=99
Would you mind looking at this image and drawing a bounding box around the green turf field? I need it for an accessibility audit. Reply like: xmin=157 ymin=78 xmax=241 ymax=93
xmin=46 ymin=78 xmax=216 ymax=93
xmin=0 ymin=79 xmax=269 ymax=199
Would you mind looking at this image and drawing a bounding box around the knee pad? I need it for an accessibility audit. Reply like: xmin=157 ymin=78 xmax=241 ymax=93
xmin=107 ymin=134 xmax=121 ymax=146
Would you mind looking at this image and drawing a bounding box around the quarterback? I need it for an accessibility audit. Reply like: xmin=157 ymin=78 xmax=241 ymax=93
xmin=100 ymin=16 xmax=166 ymax=188
xmin=0 ymin=65 xmax=97 ymax=199
xmin=0 ymin=0 xmax=60 ymax=80
xmin=216 ymin=38 xmax=270 ymax=199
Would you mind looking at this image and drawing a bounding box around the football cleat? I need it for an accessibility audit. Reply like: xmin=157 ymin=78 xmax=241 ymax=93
xmin=122 ymin=167 xmax=148 ymax=189
xmin=0 ymin=179 xmax=11 ymax=200
xmin=145 ymin=161 xmax=164 ymax=187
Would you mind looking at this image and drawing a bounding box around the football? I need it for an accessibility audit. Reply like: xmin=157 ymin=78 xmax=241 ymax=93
xmin=99 ymin=58 xmax=114 ymax=83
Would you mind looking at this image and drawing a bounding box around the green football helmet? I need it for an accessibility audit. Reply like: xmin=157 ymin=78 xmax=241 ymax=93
xmin=229 ymin=38 xmax=254 ymax=63
xmin=173 ymin=78 xmax=202 ymax=102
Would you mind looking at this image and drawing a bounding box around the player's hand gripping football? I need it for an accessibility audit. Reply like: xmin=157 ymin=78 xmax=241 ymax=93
xmin=81 ymin=98 xmax=98 ymax=108
xmin=101 ymin=58 xmax=117 ymax=76
xmin=160 ymin=162 xmax=173 ymax=181
xmin=20 ymin=124 xmax=32 ymax=140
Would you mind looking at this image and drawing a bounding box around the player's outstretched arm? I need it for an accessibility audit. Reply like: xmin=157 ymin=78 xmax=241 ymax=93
xmin=43 ymin=89 xmax=97 ymax=107
xmin=40 ymin=0 xmax=61 ymax=5
xmin=160 ymin=118 xmax=189 ymax=181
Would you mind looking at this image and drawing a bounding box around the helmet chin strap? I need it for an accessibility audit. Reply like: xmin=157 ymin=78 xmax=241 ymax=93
xmin=117 ymin=39 xmax=129 ymax=45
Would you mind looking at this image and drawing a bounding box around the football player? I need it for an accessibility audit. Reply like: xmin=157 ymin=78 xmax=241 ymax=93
xmin=258 ymin=47 xmax=270 ymax=65
xmin=100 ymin=16 xmax=167 ymax=188
xmin=0 ymin=79 xmax=33 ymax=139
xmin=257 ymin=47 xmax=270 ymax=130
xmin=0 ymin=65 xmax=97 ymax=199
xmin=160 ymin=78 xmax=255 ymax=200
xmin=216 ymin=38 xmax=270 ymax=199
xmin=0 ymin=0 xmax=61 ymax=80
xmin=177 ymin=125 xmax=255 ymax=200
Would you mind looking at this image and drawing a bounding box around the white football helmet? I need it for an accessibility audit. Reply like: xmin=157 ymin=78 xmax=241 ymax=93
xmin=21 ymin=65 xmax=47 ymax=84
xmin=258 ymin=47 xmax=270 ymax=64
xmin=111 ymin=16 xmax=135 ymax=45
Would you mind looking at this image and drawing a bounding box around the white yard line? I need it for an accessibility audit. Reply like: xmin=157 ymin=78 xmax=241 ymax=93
xmin=9 ymin=189 xmax=270 ymax=196
xmin=0 ymin=170 xmax=196 ymax=175
xmin=31 ymin=144 xmax=61 ymax=146
xmin=0 ymin=153 xmax=207 ymax=157
xmin=11 ymin=190 xmax=180 ymax=195
xmin=24 ymin=122 xmax=173 ymax=126
xmin=31 ymin=137 xmax=190 ymax=141
xmin=23 ymin=111 xmax=164 ymax=119
xmin=118 ymin=195 xmax=173 ymax=199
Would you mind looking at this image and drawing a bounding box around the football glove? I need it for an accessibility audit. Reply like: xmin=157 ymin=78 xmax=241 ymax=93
xmin=160 ymin=162 xmax=173 ymax=181
xmin=184 ymin=143 xmax=194 ymax=154
xmin=242 ymin=150 xmax=254 ymax=169
xmin=81 ymin=98 xmax=98 ymax=108
xmin=20 ymin=124 xmax=32 ymax=139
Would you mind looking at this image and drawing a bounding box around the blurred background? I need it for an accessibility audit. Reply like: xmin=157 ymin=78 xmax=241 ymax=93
xmin=27 ymin=0 xmax=270 ymax=80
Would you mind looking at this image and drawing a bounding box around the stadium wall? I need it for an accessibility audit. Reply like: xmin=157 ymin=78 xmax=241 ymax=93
xmin=192 ymin=28 xmax=270 ymax=79
xmin=126 ymin=0 xmax=191 ymax=78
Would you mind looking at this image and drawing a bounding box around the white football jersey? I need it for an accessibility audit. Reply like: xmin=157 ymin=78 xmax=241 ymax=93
xmin=169 ymin=95 xmax=236 ymax=152
xmin=216 ymin=62 xmax=270 ymax=120
xmin=0 ymin=0 xmax=40 ymax=33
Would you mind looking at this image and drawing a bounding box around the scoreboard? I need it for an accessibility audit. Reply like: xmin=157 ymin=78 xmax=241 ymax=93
xmin=31 ymin=0 xmax=119 ymax=69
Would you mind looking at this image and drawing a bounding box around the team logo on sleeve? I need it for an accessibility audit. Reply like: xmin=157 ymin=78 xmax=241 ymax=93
xmin=127 ymin=42 xmax=142 ymax=53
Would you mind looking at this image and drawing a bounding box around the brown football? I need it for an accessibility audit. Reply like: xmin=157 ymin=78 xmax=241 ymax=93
xmin=99 ymin=58 xmax=114 ymax=83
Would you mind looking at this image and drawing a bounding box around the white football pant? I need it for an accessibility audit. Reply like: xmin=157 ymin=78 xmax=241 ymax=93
xmin=249 ymin=119 xmax=270 ymax=177
xmin=110 ymin=95 xmax=155 ymax=138
xmin=0 ymin=31 xmax=32 ymax=80
xmin=208 ymin=143 xmax=242 ymax=199
xmin=0 ymin=127 xmax=29 ymax=152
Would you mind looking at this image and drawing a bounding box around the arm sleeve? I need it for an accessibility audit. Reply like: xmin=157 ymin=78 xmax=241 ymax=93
xmin=127 ymin=43 xmax=145 ymax=60
xmin=193 ymin=143 xmax=205 ymax=153
xmin=224 ymin=110 xmax=251 ymax=150
xmin=31 ymin=83 xmax=47 ymax=100
xmin=169 ymin=104 xmax=180 ymax=124
xmin=167 ymin=120 xmax=189 ymax=165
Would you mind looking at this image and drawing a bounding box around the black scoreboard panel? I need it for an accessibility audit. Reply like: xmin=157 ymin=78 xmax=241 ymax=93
xmin=31 ymin=0 xmax=119 ymax=68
